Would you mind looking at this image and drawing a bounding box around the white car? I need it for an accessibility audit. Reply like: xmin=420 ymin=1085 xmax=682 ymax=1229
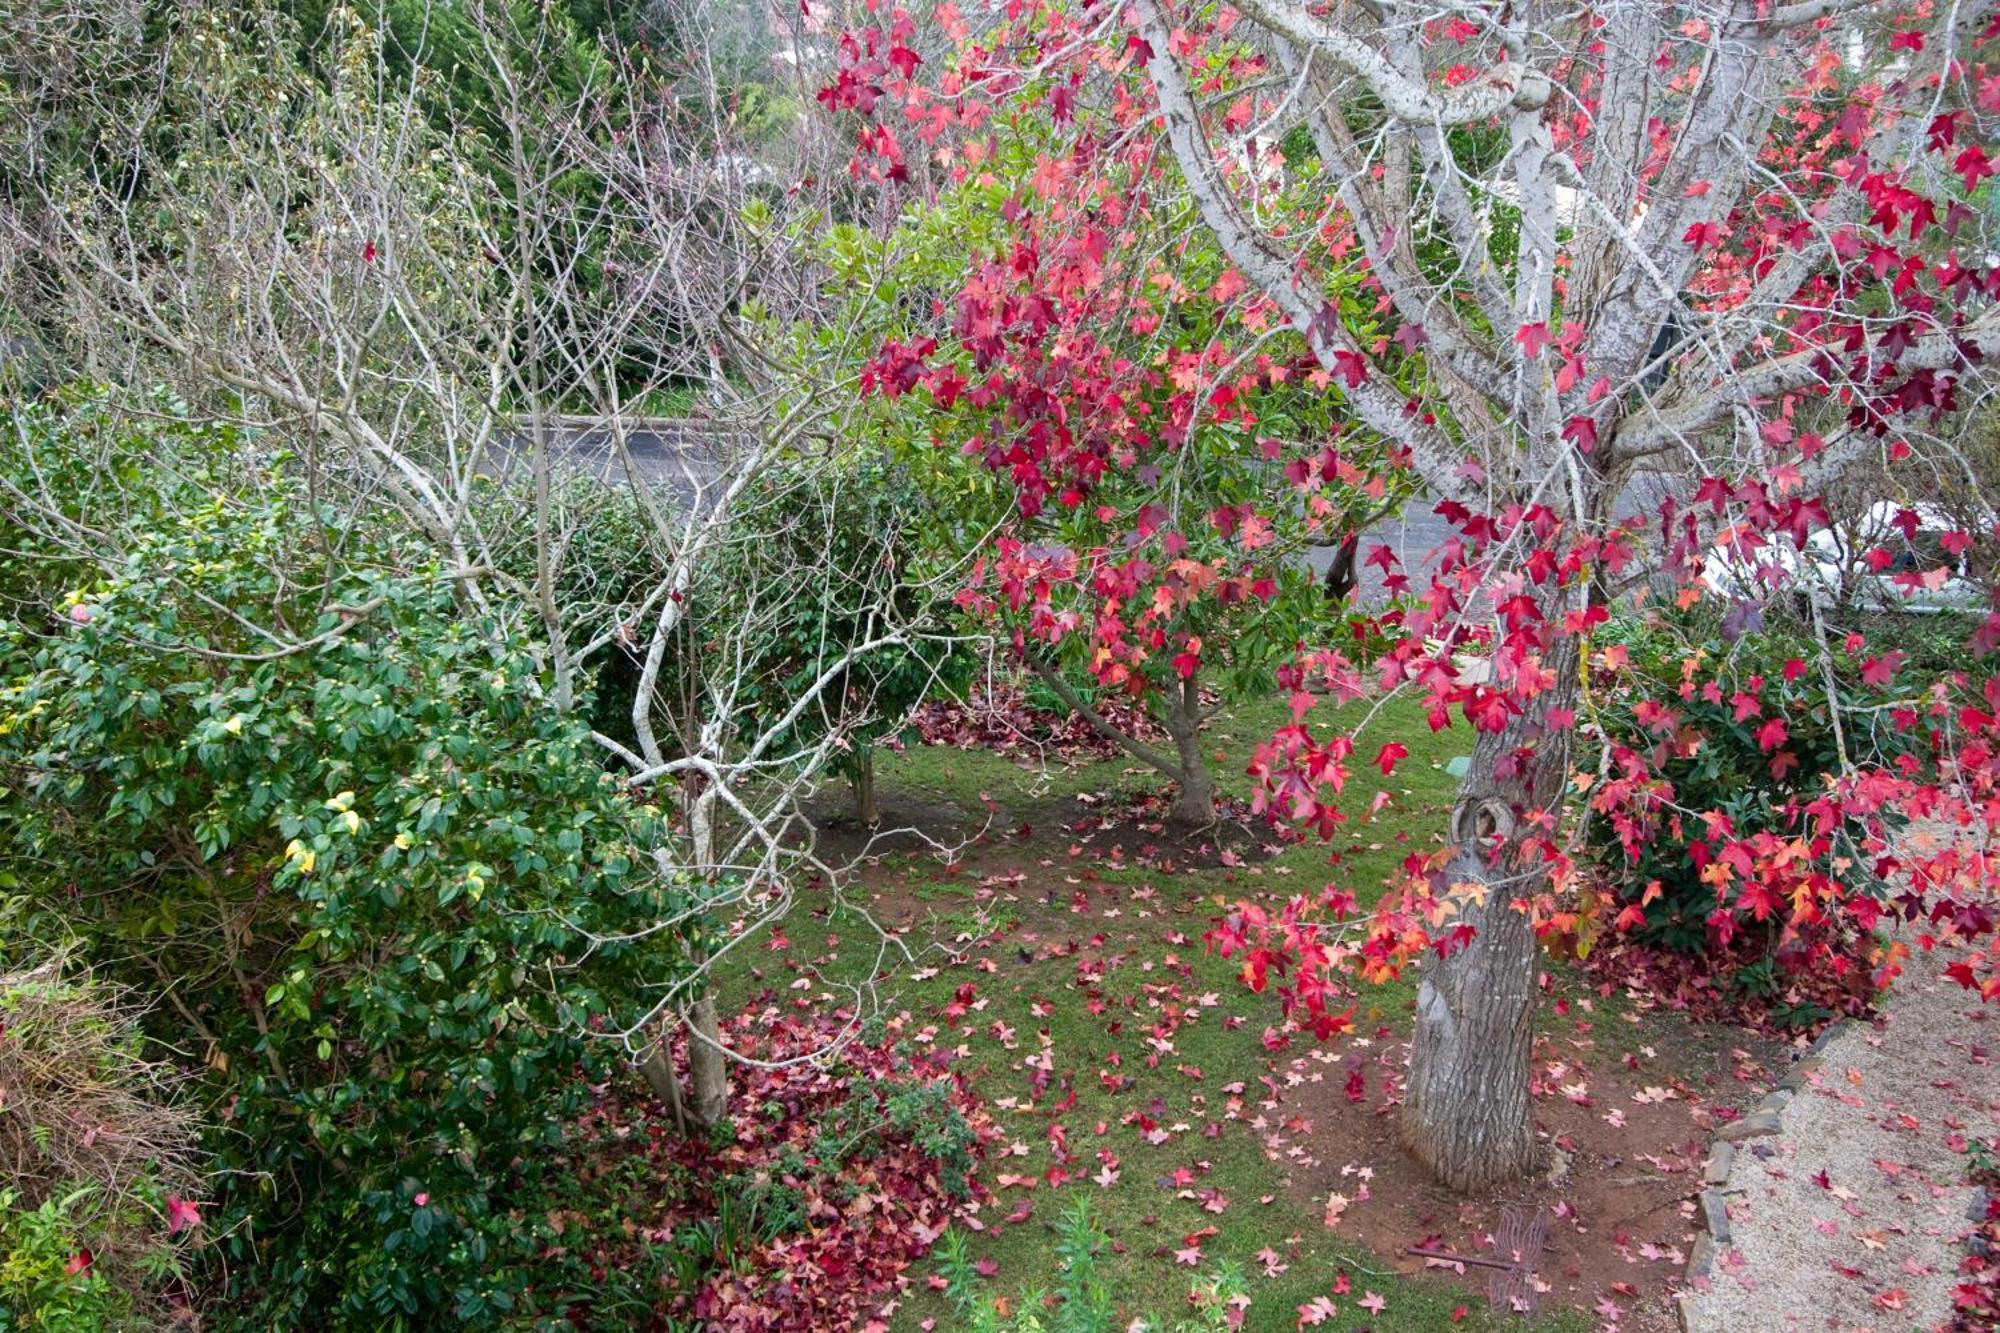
xmin=1702 ymin=500 xmax=1990 ymax=616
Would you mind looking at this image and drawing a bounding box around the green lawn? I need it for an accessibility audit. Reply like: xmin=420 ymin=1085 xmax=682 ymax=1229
xmin=708 ymin=693 xmax=1595 ymax=1331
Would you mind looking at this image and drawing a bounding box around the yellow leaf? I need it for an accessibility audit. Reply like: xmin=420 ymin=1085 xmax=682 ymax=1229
xmin=1448 ymin=879 xmax=1489 ymax=908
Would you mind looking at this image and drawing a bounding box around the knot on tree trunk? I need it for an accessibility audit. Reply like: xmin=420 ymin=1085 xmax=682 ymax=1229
xmin=1450 ymin=795 xmax=1517 ymax=845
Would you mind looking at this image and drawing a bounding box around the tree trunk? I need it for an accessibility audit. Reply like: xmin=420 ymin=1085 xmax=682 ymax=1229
xmin=638 ymin=1027 xmax=689 ymax=1136
xmin=685 ymin=993 xmax=728 ymax=1128
xmin=1401 ymin=841 xmax=1543 ymax=1191
xmin=676 ymin=782 xmax=730 ymax=1131
xmin=1164 ymin=674 xmax=1215 ymax=825
xmin=1401 ymin=634 xmax=1580 ymax=1193
xmin=851 ymin=747 xmax=878 ymax=827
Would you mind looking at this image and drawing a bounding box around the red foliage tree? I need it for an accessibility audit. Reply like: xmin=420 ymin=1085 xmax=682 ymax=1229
xmin=827 ymin=2 xmax=1411 ymax=822
xmin=829 ymin=0 xmax=2000 ymax=1191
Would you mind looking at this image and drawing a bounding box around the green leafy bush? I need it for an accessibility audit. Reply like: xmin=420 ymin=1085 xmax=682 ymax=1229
xmin=0 ymin=402 xmax=692 ymax=1325
xmin=642 ymin=454 xmax=963 ymax=823
xmin=1582 ymin=611 xmax=1915 ymax=958
xmin=733 ymin=456 xmax=957 ymax=769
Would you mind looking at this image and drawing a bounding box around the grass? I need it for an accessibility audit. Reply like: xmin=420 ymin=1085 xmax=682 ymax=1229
xmin=706 ymin=692 xmax=1596 ymax=1331
xmin=630 ymin=381 xmax=707 ymax=418
xmin=881 ymin=735 xmax=1148 ymax=808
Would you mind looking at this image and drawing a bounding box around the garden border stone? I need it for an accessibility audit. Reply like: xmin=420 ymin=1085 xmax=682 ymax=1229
xmin=1674 ymin=1015 xmax=1857 ymax=1333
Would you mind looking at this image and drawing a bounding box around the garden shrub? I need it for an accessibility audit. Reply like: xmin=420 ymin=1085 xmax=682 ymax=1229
xmin=0 ymin=402 xmax=694 ymax=1325
xmin=1844 ymin=606 xmax=1986 ymax=682
xmin=566 ymin=450 xmax=963 ymax=833
xmin=1582 ymin=610 xmax=1919 ymax=967
xmin=705 ymin=454 xmax=962 ymax=819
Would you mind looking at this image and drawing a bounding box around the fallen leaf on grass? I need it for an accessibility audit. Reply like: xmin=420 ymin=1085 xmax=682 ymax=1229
xmin=1296 ymin=1296 xmax=1338 ymax=1326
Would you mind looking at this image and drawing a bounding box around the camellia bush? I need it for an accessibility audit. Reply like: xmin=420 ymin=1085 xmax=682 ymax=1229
xmin=1581 ymin=611 xmax=1922 ymax=957
xmin=0 ymin=400 xmax=690 ymax=1324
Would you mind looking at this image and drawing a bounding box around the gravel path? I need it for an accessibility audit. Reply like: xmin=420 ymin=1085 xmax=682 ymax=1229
xmin=1681 ymin=945 xmax=2000 ymax=1332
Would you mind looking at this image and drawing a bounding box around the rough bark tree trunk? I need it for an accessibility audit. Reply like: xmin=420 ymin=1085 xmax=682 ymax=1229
xmin=685 ymin=993 xmax=728 ymax=1128
xmin=1165 ymin=674 xmax=1215 ymax=825
xmin=851 ymin=747 xmax=878 ymax=827
xmin=1400 ymin=633 xmax=1581 ymax=1193
xmin=678 ymin=779 xmax=729 ymax=1131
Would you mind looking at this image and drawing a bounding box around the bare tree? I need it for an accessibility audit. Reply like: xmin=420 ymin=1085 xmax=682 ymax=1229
xmin=0 ymin=0 xmax=963 ymax=1128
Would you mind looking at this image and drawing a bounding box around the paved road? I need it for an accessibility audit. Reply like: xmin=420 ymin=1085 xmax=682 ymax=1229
xmin=525 ymin=419 xmax=1686 ymax=605
xmin=1312 ymin=470 xmax=1685 ymax=604
xmin=493 ymin=418 xmax=737 ymax=512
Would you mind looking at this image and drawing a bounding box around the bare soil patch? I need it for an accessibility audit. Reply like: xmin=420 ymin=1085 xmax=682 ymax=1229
xmin=1262 ymin=995 xmax=1786 ymax=1329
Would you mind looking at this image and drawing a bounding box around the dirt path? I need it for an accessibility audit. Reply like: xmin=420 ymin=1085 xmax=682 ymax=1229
xmin=1681 ymin=945 xmax=1999 ymax=1333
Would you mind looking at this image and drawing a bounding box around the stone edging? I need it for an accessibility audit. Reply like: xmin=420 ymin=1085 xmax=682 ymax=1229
xmin=1675 ymin=1016 xmax=1856 ymax=1332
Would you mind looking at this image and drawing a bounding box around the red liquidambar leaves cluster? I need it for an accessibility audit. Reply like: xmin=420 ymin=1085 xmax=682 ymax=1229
xmin=1675 ymin=39 xmax=2000 ymax=440
xmin=1235 ymin=472 xmax=2000 ymax=1029
xmin=834 ymin=1 xmax=1397 ymax=713
xmin=568 ymin=1001 xmax=995 ymax=1331
xmin=815 ymin=8 xmax=926 ymax=181
xmin=1954 ymin=1186 xmax=2000 ymax=1329
xmin=1248 ymin=495 xmax=1623 ymax=837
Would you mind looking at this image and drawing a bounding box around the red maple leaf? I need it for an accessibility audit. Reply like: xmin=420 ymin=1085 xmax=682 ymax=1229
xmin=1514 ymin=321 xmax=1552 ymax=358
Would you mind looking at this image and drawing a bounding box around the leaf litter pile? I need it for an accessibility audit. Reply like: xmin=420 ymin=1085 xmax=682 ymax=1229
xmin=907 ymin=685 xmax=1218 ymax=766
xmin=547 ymin=1002 xmax=995 ymax=1331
